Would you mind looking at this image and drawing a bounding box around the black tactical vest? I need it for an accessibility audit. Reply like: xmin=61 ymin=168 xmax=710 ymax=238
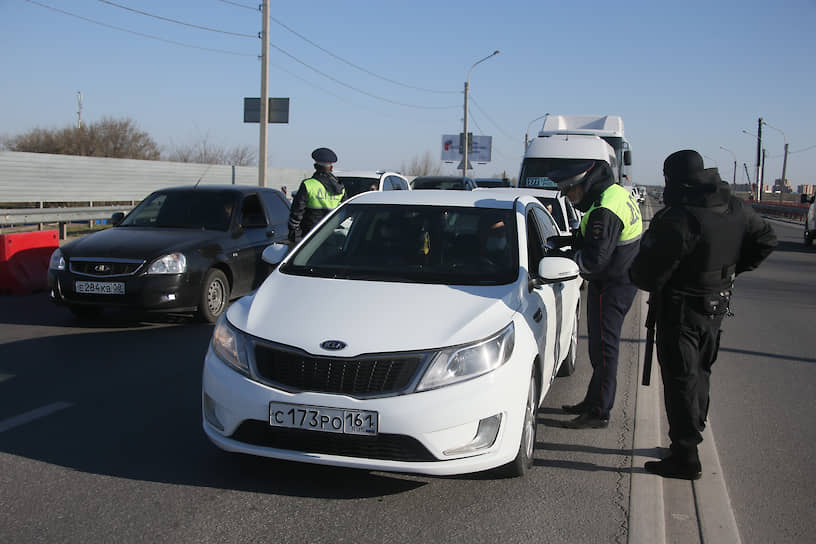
xmin=667 ymin=197 xmax=747 ymax=294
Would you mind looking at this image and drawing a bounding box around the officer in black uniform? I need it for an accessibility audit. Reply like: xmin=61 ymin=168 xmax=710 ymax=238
xmin=630 ymin=150 xmax=777 ymax=480
xmin=287 ymin=148 xmax=346 ymax=242
xmin=553 ymin=160 xmax=643 ymax=429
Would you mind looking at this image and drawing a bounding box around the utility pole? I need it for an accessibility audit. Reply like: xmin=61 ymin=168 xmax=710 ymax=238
xmin=77 ymin=91 xmax=83 ymax=129
xmin=258 ymin=0 xmax=270 ymax=187
xmin=720 ymin=146 xmax=737 ymax=193
xmin=755 ymin=117 xmax=763 ymax=202
xmin=462 ymin=51 xmax=499 ymax=178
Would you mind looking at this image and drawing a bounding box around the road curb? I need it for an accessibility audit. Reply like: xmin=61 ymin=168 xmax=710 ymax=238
xmin=694 ymin=423 xmax=742 ymax=543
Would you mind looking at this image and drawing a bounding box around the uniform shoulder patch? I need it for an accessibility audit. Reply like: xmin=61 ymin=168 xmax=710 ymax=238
xmin=591 ymin=221 xmax=604 ymax=239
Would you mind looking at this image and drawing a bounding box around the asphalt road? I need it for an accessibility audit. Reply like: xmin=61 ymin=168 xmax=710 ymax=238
xmin=0 ymin=207 xmax=811 ymax=543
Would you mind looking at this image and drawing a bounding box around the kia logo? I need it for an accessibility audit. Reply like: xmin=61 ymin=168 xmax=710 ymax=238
xmin=320 ymin=340 xmax=347 ymax=351
xmin=94 ymin=264 xmax=110 ymax=273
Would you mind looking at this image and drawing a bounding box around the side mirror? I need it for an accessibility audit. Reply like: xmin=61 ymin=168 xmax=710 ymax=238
xmin=623 ymin=150 xmax=632 ymax=166
xmin=262 ymin=243 xmax=289 ymax=265
xmin=111 ymin=212 xmax=125 ymax=226
xmin=537 ymin=256 xmax=580 ymax=284
xmin=547 ymin=234 xmax=574 ymax=249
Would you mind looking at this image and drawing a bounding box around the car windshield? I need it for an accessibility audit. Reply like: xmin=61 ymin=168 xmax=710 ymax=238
xmin=476 ymin=179 xmax=510 ymax=188
xmin=281 ymin=204 xmax=518 ymax=285
xmin=337 ymin=176 xmax=379 ymax=198
xmin=120 ymin=190 xmax=236 ymax=230
xmin=518 ymin=158 xmax=594 ymax=189
xmin=412 ymin=177 xmax=467 ymax=190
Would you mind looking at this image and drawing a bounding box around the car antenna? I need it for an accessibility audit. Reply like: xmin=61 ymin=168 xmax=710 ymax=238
xmin=194 ymin=165 xmax=213 ymax=189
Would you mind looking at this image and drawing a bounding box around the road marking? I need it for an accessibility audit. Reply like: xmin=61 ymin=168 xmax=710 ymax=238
xmin=0 ymin=402 xmax=73 ymax=433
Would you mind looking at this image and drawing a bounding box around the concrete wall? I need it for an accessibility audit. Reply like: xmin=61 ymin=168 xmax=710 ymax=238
xmin=0 ymin=151 xmax=311 ymax=203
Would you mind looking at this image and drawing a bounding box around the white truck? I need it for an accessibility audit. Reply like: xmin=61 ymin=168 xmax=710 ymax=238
xmin=518 ymin=114 xmax=632 ymax=189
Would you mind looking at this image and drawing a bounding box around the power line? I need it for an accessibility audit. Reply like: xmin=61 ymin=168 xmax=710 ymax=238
xmin=25 ymin=0 xmax=255 ymax=56
xmin=97 ymin=0 xmax=256 ymax=38
xmin=217 ymin=0 xmax=257 ymax=10
xmin=469 ymin=96 xmax=517 ymax=141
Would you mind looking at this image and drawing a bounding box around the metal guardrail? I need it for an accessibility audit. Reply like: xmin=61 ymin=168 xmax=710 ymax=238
xmin=749 ymin=202 xmax=809 ymax=223
xmin=0 ymin=206 xmax=133 ymax=227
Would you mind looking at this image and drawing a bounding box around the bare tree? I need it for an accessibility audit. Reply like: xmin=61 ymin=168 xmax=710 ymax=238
xmin=6 ymin=117 xmax=160 ymax=160
xmin=165 ymin=135 xmax=256 ymax=166
xmin=401 ymin=151 xmax=443 ymax=176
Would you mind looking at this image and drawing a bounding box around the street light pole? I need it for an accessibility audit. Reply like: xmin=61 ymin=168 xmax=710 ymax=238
xmin=720 ymin=146 xmax=737 ymax=193
xmin=463 ymin=50 xmax=499 ymax=178
xmin=258 ymin=0 xmax=270 ymax=187
xmin=762 ymin=120 xmax=788 ymax=193
xmin=742 ymin=129 xmax=763 ymax=202
xmin=524 ymin=113 xmax=549 ymax=152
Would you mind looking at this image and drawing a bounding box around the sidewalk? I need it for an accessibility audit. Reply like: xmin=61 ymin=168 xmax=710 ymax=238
xmin=628 ymin=293 xmax=742 ymax=544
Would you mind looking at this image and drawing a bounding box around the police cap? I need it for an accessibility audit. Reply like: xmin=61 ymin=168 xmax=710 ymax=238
xmin=549 ymin=160 xmax=596 ymax=191
xmin=311 ymin=147 xmax=338 ymax=165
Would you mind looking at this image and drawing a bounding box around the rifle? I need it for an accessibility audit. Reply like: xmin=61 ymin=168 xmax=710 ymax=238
xmin=642 ymin=293 xmax=658 ymax=386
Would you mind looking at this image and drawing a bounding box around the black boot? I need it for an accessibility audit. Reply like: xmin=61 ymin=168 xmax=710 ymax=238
xmin=644 ymin=455 xmax=702 ymax=480
xmin=561 ymin=401 xmax=588 ymax=414
xmin=561 ymin=412 xmax=609 ymax=429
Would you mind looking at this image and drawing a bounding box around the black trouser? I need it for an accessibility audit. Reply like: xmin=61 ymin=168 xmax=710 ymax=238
xmin=656 ymin=295 xmax=724 ymax=462
xmin=583 ymin=280 xmax=638 ymax=419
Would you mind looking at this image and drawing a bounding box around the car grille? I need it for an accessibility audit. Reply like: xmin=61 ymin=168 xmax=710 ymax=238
xmin=253 ymin=344 xmax=423 ymax=397
xmin=69 ymin=258 xmax=144 ymax=277
xmin=231 ymin=420 xmax=437 ymax=462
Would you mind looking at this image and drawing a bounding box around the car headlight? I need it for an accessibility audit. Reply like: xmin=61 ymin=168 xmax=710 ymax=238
xmin=147 ymin=252 xmax=186 ymax=274
xmin=416 ymin=322 xmax=515 ymax=391
xmin=211 ymin=314 xmax=250 ymax=376
xmin=49 ymin=248 xmax=65 ymax=271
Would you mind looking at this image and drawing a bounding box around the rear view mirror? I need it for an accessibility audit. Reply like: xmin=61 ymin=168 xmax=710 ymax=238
xmin=111 ymin=212 xmax=125 ymax=226
xmin=623 ymin=150 xmax=632 ymax=166
xmin=262 ymin=243 xmax=289 ymax=265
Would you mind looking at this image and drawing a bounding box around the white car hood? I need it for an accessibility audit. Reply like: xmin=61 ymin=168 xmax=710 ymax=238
xmin=228 ymin=272 xmax=521 ymax=357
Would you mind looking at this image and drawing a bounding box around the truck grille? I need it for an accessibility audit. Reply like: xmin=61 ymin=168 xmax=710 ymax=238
xmin=253 ymin=344 xmax=423 ymax=397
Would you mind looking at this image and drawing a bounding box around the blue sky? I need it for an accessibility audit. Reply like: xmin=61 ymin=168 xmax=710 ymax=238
xmin=1 ymin=0 xmax=814 ymax=188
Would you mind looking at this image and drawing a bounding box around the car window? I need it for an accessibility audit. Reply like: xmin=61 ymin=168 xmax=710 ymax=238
xmin=241 ymin=194 xmax=268 ymax=228
xmin=387 ymin=176 xmax=407 ymax=190
xmin=382 ymin=178 xmax=394 ymax=191
xmin=260 ymin=190 xmax=291 ymax=224
xmin=338 ymin=176 xmax=379 ymax=197
xmin=519 ymin=158 xmax=595 ymax=188
xmin=282 ymin=204 xmax=518 ymax=285
xmin=121 ymin=190 xmax=236 ymax=230
xmin=526 ymin=209 xmax=546 ymax=271
xmin=534 ymin=197 xmax=566 ymax=232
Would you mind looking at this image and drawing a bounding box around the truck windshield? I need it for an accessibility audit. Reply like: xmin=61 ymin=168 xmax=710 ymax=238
xmin=518 ymin=158 xmax=595 ymax=189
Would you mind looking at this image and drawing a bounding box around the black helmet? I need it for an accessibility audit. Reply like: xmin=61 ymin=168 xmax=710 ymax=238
xmin=311 ymin=147 xmax=338 ymax=165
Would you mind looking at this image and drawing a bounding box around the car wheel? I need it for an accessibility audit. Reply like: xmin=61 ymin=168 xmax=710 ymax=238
xmin=557 ymin=307 xmax=579 ymax=377
xmin=500 ymin=367 xmax=538 ymax=478
xmin=68 ymin=305 xmax=103 ymax=320
xmin=198 ymin=269 xmax=230 ymax=323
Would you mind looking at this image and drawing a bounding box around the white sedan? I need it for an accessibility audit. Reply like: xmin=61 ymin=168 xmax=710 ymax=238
xmin=202 ymin=190 xmax=581 ymax=477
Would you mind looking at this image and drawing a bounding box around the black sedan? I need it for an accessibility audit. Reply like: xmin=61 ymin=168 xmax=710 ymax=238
xmin=48 ymin=185 xmax=290 ymax=322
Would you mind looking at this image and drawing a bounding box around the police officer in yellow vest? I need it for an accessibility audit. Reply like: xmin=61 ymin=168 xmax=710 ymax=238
xmin=553 ymin=160 xmax=643 ymax=428
xmin=288 ymin=148 xmax=346 ymax=242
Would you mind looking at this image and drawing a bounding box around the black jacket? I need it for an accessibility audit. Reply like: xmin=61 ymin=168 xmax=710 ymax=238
xmin=287 ymin=169 xmax=346 ymax=235
xmin=630 ymin=172 xmax=777 ymax=296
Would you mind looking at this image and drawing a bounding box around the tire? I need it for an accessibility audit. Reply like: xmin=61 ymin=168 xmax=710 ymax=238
xmin=197 ymin=269 xmax=230 ymax=323
xmin=557 ymin=307 xmax=579 ymax=377
xmin=68 ymin=305 xmax=103 ymax=320
xmin=500 ymin=367 xmax=538 ymax=478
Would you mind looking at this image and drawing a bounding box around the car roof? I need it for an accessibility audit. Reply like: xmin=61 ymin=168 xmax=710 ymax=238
xmin=412 ymin=175 xmax=471 ymax=181
xmin=335 ymin=171 xmax=404 ymax=179
xmin=502 ymin=187 xmax=562 ymax=198
xmin=156 ymin=184 xmax=280 ymax=195
xmin=348 ymin=188 xmax=539 ymax=209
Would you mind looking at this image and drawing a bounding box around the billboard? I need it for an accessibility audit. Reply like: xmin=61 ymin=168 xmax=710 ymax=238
xmin=441 ymin=134 xmax=492 ymax=163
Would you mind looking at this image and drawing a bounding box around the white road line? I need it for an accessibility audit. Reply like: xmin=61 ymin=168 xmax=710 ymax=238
xmin=0 ymin=402 xmax=73 ymax=433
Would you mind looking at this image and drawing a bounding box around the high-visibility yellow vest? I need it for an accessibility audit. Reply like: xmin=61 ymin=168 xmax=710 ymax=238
xmin=580 ymin=184 xmax=642 ymax=245
xmin=304 ymin=178 xmax=345 ymax=210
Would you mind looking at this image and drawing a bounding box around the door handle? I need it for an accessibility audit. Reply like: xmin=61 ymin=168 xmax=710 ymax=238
xmin=533 ymin=308 xmax=543 ymax=323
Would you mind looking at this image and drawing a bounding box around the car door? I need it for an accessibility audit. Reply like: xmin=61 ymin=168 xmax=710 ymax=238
xmin=524 ymin=205 xmax=558 ymax=384
xmin=532 ymin=206 xmax=580 ymax=374
xmin=231 ymin=193 xmax=277 ymax=295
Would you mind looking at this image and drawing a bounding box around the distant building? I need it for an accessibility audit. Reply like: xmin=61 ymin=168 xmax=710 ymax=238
xmin=798 ymin=184 xmax=815 ymax=196
xmin=771 ymin=178 xmax=793 ymax=194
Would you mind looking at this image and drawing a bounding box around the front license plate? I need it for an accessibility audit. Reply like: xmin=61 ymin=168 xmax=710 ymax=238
xmin=75 ymin=281 xmax=125 ymax=295
xmin=269 ymin=402 xmax=378 ymax=436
